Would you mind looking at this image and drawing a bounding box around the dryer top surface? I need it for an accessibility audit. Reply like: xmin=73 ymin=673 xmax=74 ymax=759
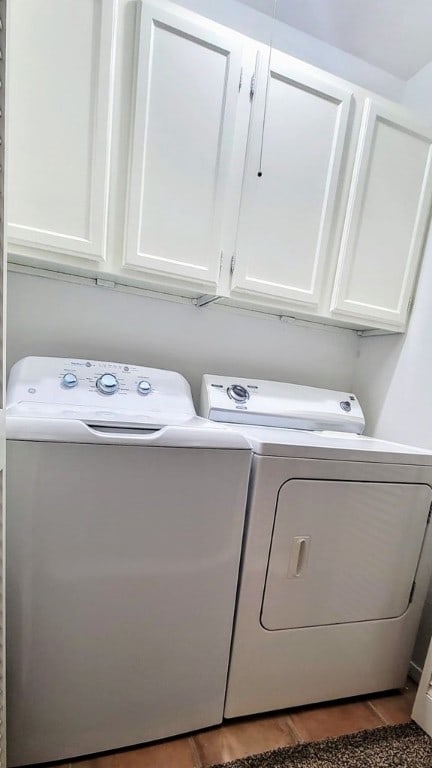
xmin=224 ymin=423 xmax=432 ymax=464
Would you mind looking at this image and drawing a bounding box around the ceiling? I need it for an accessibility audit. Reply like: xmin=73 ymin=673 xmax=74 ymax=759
xmin=235 ymin=0 xmax=432 ymax=80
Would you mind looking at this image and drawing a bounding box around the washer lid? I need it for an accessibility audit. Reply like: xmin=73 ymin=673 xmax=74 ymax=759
xmin=6 ymin=357 xmax=249 ymax=448
xmin=200 ymin=374 xmax=365 ymax=434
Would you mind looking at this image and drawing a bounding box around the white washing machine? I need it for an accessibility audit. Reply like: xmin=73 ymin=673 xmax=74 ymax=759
xmin=200 ymin=374 xmax=432 ymax=718
xmin=6 ymin=357 xmax=251 ymax=766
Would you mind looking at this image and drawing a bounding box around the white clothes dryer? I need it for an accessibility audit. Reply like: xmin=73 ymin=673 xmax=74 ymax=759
xmin=6 ymin=357 xmax=251 ymax=766
xmin=200 ymin=374 xmax=432 ymax=718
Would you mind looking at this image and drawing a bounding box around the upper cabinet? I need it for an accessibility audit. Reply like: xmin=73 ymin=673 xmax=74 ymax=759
xmin=231 ymin=51 xmax=352 ymax=309
xmin=331 ymin=99 xmax=432 ymax=329
xmin=8 ymin=0 xmax=117 ymax=262
xmin=7 ymin=0 xmax=432 ymax=332
xmin=123 ymin=2 xmax=245 ymax=290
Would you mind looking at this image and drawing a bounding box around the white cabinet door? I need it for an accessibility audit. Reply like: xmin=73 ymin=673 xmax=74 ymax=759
xmin=123 ymin=1 xmax=244 ymax=289
xmin=230 ymin=51 xmax=352 ymax=308
xmin=412 ymin=636 xmax=432 ymax=735
xmin=8 ymin=0 xmax=116 ymax=262
xmin=331 ymin=99 xmax=432 ymax=329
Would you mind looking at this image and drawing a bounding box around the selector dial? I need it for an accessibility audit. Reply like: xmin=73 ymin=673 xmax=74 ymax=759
xmin=227 ymin=384 xmax=250 ymax=404
xmin=62 ymin=372 xmax=78 ymax=389
xmin=137 ymin=380 xmax=152 ymax=396
xmin=96 ymin=373 xmax=119 ymax=395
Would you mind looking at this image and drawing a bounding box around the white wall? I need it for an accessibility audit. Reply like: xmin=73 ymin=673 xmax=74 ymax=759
xmin=7 ymin=271 xmax=358 ymax=406
xmin=404 ymin=61 xmax=432 ymax=122
xmin=354 ymin=224 xmax=432 ymax=675
xmin=353 ymin=62 xmax=432 ymax=674
xmin=353 ymin=221 xmax=432 ymax=449
xmin=174 ymin=0 xmax=406 ymax=100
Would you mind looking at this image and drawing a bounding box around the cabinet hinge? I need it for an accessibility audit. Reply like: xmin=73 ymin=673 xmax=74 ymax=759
xmin=250 ymin=73 xmax=256 ymax=100
xmin=407 ymin=296 xmax=414 ymax=315
xmin=230 ymin=254 xmax=236 ymax=274
xmin=239 ymin=67 xmax=243 ymax=92
xmin=409 ymin=580 xmax=416 ymax=604
xmin=219 ymin=250 xmax=224 ymax=277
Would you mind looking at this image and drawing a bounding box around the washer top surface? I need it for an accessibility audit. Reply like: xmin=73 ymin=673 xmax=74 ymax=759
xmin=200 ymin=374 xmax=432 ymax=465
xmin=6 ymin=357 xmax=249 ymax=448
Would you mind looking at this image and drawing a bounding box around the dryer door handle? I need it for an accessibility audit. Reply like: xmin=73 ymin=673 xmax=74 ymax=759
xmin=287 ymin=536 xmax=311 ymax=578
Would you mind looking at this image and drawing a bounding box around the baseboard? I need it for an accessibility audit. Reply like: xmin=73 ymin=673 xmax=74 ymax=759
xmin=409 ymin=660 xmax=423 ymax=683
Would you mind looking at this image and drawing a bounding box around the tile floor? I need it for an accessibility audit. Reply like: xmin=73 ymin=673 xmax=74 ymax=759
xmin=56 ymin=679 xmax=417 ymax=768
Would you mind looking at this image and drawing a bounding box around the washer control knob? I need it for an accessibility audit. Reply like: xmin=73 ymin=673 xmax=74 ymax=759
xmin=340 ymin=400 xmax=352 ymax=412
xmin=137 ymin=380 xmax=151 ymax=396
xmin=62 ymin=372 xmax=78 ymax=389
xmin=227 ymin=384 xmax=250 ymax=404
xmin=96 ymin=373 xmax=119 ymax=395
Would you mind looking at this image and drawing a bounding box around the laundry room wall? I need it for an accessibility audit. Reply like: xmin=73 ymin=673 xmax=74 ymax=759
xmin=7 ymin=270 xmax=358 ymax=405
xmin=352 ymin=61 xmax=432 ymax=675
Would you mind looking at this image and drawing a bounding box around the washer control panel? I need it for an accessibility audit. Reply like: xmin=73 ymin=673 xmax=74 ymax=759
xmin=62 ymin=372 xmax=78 ymax=389
xmin=96 ymin=373 xmax=119 ymax=395
xmin=7 ymin=357 xmax=196 ymax=423
xmin=137 ymin=380 xmax=152 ymax=396
xmin=200 ymin=374 xmax=365 ymax=434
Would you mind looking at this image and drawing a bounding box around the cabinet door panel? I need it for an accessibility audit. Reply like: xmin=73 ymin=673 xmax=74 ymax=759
xmin=231 ymin=52 xmax=352 ymax=307
xmin=124 ymin=2 xmax=243 ymax=288
xmin=331 ymin=100 xmax=432 ymax=328
xmin=8 ymin=0 xmax=116 ymax=261
xmin=124 ymin=4 xmax=241 ymax=286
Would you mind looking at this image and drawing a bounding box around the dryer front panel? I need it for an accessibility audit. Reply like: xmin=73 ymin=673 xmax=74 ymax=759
xmin=261 ymin=480 xmax=431 ymax=630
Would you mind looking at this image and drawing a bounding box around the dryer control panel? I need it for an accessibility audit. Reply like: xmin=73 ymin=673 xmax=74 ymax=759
xmin=7 ymin=357 xmax=196 ymax=425
xmin=200 ymin=374 xmax=365 ymax=434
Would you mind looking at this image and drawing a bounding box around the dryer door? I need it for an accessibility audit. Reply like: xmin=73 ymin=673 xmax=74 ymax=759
xmin=261 ymin=480 xmax=431 ymax=630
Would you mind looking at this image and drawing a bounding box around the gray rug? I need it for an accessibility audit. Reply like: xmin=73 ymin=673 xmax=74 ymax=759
xmin=210 ymin=722 xmax=432 ymax=767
